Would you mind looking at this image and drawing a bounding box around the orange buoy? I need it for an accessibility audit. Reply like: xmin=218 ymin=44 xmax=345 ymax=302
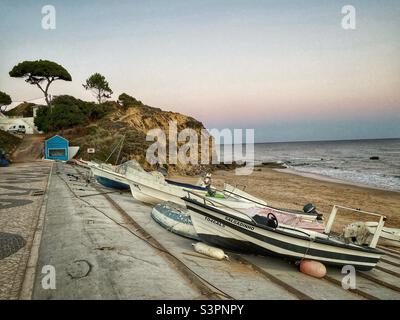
xmin=299 ymin=260 xmax=327 ymax=278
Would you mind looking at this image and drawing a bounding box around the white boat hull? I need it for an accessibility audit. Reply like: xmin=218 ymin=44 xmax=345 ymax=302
xmin=129 ymin=180 xmax=255 ymax=209
xmin=130 ymin=181 xmax=186 ymax=206
xmin=90 ymin=166 xmax=130 ymax=189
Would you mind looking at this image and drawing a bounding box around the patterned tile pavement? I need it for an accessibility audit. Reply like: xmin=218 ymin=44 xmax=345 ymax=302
xmin=0 ymin=162 xmax=51 ymax=299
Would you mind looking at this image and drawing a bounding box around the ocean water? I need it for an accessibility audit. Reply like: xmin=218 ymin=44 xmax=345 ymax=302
xmin=252 ymin=139 xmax=400 ymax=192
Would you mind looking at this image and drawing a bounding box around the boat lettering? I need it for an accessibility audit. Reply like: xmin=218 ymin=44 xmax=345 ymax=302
xmin=204 ymin=216 xmax=225 ymax=228
xmin=225 ymin=216 xmax=254 ymax=230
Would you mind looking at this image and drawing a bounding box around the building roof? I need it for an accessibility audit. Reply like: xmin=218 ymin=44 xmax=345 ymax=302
xmin=46 ymin=135 xmax=69 ymax=143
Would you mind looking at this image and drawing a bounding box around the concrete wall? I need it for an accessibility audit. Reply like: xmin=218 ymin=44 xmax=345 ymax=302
xmin=68 ymin=146 xmax=80 ymax=160
xmin=0 ymin=115 xmax=39 ymax=134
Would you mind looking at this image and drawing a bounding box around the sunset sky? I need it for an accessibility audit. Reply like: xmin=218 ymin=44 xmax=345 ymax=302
xmin=0 ymin=0 xmax=399 ymax=142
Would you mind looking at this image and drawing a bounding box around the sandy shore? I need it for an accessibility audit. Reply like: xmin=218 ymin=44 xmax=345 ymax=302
xmin=173 ymin=167 xmax=400 ymax=231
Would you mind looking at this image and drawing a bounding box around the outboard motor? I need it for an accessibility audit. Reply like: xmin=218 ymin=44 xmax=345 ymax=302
xmin=303 ymin=203 xmax=316 ymax=213
xmin=303 ymin=203 xmax=324 ymax=221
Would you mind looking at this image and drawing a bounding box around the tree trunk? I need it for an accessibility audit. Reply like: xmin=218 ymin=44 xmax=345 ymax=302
xmin=44 ymin=91 xmax=50 ymax=107
xmin=36 ymin=77 xmax=53 ymax=107
xmin=45 ymin=77 xmax=53 ymax=108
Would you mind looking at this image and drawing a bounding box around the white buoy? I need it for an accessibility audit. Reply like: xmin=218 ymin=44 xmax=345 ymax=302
xmin=192 ymin=242 xmax=229 ymax=260
xmin=299 ymin=259 xmax=326 ymax=278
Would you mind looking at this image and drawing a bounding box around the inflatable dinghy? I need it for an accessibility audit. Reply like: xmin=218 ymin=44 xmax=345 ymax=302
xmin=151 ymin=202 xmax=200 ymax=240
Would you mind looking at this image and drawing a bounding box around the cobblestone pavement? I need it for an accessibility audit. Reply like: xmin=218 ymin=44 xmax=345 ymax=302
xmin=0 ymin=162 xmax=51 ymax=299
xmin=0 ymin=232 xmax=26 ymax=260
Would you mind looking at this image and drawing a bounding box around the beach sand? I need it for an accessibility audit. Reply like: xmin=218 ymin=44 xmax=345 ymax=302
xmin=173 ymin=167 xmax=400 ymax=232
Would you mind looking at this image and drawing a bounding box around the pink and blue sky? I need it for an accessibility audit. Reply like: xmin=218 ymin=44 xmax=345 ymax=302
xmin=0 ymin=0 xmax=399 ymax=142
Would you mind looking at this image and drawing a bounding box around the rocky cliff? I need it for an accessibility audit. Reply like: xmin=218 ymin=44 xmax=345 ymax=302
xmin=59 ymin=99 xmax=221 ymax=175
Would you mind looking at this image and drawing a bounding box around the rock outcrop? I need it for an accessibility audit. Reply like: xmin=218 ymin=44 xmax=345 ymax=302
xmin=60 ymin=100 xmax=218 ymax=175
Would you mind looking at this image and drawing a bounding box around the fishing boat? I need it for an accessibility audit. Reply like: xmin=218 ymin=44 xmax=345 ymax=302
xmin=126 ymin=164 xmax=255 ymax=208
xmin=123 ymin=162 xmax=324 ymax=217
xmin=87 ymin=160 xmax=253 ymax=208
xmin=223 ymin=183 xmax=267 ymax=205
xmin=151 ymin=201 xmax=323 ymax=240
xmin=100 ymin=160 xmax=258 ymax=208
xmin=88 ymin=135 xmax=130 ymax=190
xmin=89 ymin=162 xmax=130 ymax=190
xmin=184 ymin=193 xmax=385 ymax=270
xmin=90 ymin=160 xmax=325 ymax=223
xmin=223 ymin=183 xmax=321 ymax=221
xmin=151 ymin=202 xmax=199 ymax=240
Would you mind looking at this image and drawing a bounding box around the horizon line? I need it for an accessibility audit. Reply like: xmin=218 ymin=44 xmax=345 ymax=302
xmin=213 ymin=137 xmax=400 ymax=145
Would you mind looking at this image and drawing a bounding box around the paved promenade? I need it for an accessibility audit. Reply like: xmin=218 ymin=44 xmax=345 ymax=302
xmin=2 ymin=161 xmax=400 ymax=300
xmin=0 ymin=162 xmax=52 ymax=299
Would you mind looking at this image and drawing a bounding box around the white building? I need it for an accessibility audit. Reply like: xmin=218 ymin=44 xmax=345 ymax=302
xmin=0 ymin=106 xmax=41 ymax=134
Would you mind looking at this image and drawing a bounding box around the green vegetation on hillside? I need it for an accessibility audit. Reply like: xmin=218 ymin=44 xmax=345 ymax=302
xmin=0 ymin=91 xmax=12 ymax=112
xmin=0 ymin=129 xmax=21 ymax=154
xmin=5 ymin=102 xmax=36 ymax=117
xmin=61 ymin=122 xmax=151 ymax=167
xmin=34 ymin=95 xmax=117 ymax=132
xmin=118 ymin=93 xmax=144 ymax=109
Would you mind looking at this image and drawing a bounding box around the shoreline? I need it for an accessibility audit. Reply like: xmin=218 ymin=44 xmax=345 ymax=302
xmin=274 ymin=168 xmax=400 ymax=194
xmin=207 ymin=167 xmax=400 ymax=228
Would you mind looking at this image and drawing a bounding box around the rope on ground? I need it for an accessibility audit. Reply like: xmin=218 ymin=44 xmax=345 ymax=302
xmin=55 ymin=167 xmax=235 ymax=300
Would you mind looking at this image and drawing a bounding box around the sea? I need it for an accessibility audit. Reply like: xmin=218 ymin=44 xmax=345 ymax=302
xmin=252 ymin=139 xmax=400 ymax=192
